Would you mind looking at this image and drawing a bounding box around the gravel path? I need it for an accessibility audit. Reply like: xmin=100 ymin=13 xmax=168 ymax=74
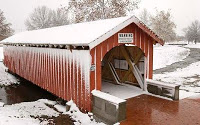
xmin=154 ymin=46 xmax=200 ymax=74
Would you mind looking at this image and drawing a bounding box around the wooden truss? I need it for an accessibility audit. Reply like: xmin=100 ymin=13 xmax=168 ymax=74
xmin=102 ymin=45 xmax=144 ymax=89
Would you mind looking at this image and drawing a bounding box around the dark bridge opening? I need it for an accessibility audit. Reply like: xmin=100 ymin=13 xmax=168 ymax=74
xmin=101 ymin=44 xmax=145 ymax=99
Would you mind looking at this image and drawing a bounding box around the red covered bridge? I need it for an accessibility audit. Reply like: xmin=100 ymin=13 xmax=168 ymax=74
xmin=2 ymin=16 xmax=164 ymax=112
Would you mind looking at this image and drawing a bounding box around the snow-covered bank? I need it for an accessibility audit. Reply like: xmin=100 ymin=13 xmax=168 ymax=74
xmin=154 ymin=61 xmax=200 ymax=93
xmin=153 ymin=45 xmax=190 ymax=70
xmin=64 ymin=100 xmax=105 ymax=125
xmin=0 ymin=47 xmax=3 ymax=61
xmin=0 ymin=99 xmax=105 ymax=125
xmin=0 ymin=62 xmax=19 ymax=86
xmin=0 ymin=47 xmax=18 ymax=86
xmin=153 ymin=44 xmax=200 ymax=99
xmin=0 ymin=99 xmax=59 ymax=125
xmin=184 ymin=43 xmax=200 ymax=48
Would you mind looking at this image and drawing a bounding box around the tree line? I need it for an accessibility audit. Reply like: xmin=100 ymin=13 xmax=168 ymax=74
xmin=25 ymin=0 xmax=140 ymax=29
xmin=139 ymin=8 xmax=200 ymax=43
xmin=0 ymin=0 xmax=199 ymax=43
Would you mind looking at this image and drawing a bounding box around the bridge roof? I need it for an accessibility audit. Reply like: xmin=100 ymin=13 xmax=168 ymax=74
xmin=2 ymin=15 xmax=164 ymax=49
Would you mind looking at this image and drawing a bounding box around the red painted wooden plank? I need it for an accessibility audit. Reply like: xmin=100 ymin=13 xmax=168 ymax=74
xmin=145 ymin=35 xmax=149 ymax=57
xmin=61 ymin=53 xmax=64 ymax=98
xmin=53 ymin=51 xmax=56 ymax=94
xmin=74 ymin=55 xmax=78 ymax=105
xmin=68 ymin=54 xmax=71 ymax=100
xmin=78 ymin=60 xmax=82 ymax=109
xmin=81 ymin=60 xmax=85 ymax=111
xmin=42 ymin=53 xmax=45 ymax=89
xmin=102 ymin=40 xmax=108 ymax=59
xmin=66 ymin=53 xmax=70 ymax=101
xmin=58 ymin=53 xmax=61 ymax=97
xmin=96 ymin=45 xmax=101 ymax=91
xmin=46 ymin=52 xmax=48 ymax=90
xmin=136 ymin=27 xmax=140 ymax=47
xmin=149 ymin=40 xmax=153 ymax=79
xmin=90 ymin=49 xmax=95 ymax=91
xmin=56 ymin=52 xmax=59 ymax=97
xmin=62 ymin=51 xmax=66 ymax=100
xmin=141 ymin=31 xmax=145 ymax=51
xmin=45 ymin=50 xmax=48 ymax=91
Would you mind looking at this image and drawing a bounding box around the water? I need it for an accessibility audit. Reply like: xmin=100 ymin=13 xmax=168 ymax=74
xmin=0 ymin=78 xmax=57 ymax=105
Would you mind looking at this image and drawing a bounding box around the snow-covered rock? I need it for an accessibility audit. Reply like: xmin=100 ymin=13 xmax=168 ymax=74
xmin=0 ymin=102 xmax=4 ymax=107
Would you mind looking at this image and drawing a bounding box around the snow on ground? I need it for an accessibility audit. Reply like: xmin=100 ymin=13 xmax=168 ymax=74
xmin=0 ymin=99 xmax=59 ymax=125
xmin=102 ymin=82 xmax=146 ymax=99
xmin=179 ymin=90 xmax=199 ymax=100
xmin=0 ymin=102 xmax=4 ymax=107
xmin=64 ymin=100 xmax=105 ymax=125
xmin=0 ymin=99 xmax=105 ymax=125
xmin=188 ymin=93 xmax=200 ymax=99
xmin=0 ymin=62 xmax=19 ymax=86
xmin=165 ymin=41 xmax=188 ymax=45
xmin=153 ymin=45 xmax=190 ymax=70
xmin=154 ymin=61 xmax=200 ymax=93
xmin=153 ymin=44 xmax=200 ymax=99
xmin=0 ymin=47 xmax=3 ymax=61
xmin=0 ymin=47 xmax=19 ymax=86
xmin=184 ymin=43 xmax=200 ymax=48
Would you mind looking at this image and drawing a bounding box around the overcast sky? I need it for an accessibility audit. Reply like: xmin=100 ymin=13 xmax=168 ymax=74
xmin=0 ymin=0 xmax=199 ymax=35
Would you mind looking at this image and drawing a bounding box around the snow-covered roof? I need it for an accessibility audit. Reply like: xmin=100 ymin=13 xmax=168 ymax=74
xmin=2 ymin=15 xmax=164 ymax=49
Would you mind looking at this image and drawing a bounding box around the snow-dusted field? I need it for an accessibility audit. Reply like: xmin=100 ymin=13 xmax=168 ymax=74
xmin=0 ymin=47 xmax=3 ymax=61
xmin=153 ymin=45 xmax=190 ymax=70
xmin=153 ymin=43 xmax=200 ymax=99
xmin=0 ymin=99 xmax=105 ymax=125
xmin=0 ymin=47 xmax=19 ymax=86
xmin=0 ymin=62 xmax=19 ymax=86
xmin=154 ymin=61 xmax=200 ymax=92
xmin=184 ymin=43 xmax=200 ymax=48
xmin=0 ymin=99 xmax=59 ymax=125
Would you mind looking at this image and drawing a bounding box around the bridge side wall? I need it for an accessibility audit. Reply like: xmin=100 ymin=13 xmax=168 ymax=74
xmin=3 ymin=46 xmax=91 ymax=111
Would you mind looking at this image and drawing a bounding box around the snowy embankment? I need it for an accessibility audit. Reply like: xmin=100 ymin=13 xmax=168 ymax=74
xmin=0 ymin=99 xmax=59 ymax=125
xmin=153 ymin=45 xmax=190 ymax=70
xmin=153 ymin=44 xmax=200 ymax=99
xmin=184 ymin=43 xmax=200 ymax=48
xmin=0 ymin=46 xmax=3 ymax=61
xmin=0 ymin=99 xmax=105 ymax=125
xmin=0 ymin=47 xmax=19 ymax=86
xmin=154 ymin=61 xmax=200 ymax=92
xmin=64 ymin=101 xmax=105 ymax=125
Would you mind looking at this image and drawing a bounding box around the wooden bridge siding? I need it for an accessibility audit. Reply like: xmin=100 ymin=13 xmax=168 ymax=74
xmin=90 ymin=23 xmax=154 ymax=92
xmin=3 ymin=46 xmax=91 ymax=111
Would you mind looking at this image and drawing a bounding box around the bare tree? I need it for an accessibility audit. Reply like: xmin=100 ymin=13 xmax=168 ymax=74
xmin=150 ymin=10 xmax=176 ymax=42
xmin=25 ymin=6 xmax=53 ymax=30
xmin=51 ymin=8 xmax=69 ymax=27
xmin=25 ymin=6 xmax=69 ymax=30
xmin=66 ymin=0 xmax=140 ymax=23
xmin=139 ymin=8 xmax=151 ymax=27
xmin=183 ymin=20 xmax=200 ymax=44
xmin=0 ymin=9 xmax=14 ymax=36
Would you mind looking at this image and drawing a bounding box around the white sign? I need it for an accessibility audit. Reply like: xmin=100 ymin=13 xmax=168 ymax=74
xmin=118 ymin=33 xmax=134 ymax=43
xmin=114 ymin=59 xmax=128 ymax=70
